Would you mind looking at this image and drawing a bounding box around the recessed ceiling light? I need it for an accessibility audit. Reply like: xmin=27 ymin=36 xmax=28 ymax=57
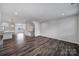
xmin=62 ymin=13 xmax=65 ymax=16
xmin=14 ymin=11 xmax=18 ymax=15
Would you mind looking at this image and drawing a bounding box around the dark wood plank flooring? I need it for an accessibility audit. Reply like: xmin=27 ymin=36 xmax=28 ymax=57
xmin=0 ymin=36 xmax=79 ymax=56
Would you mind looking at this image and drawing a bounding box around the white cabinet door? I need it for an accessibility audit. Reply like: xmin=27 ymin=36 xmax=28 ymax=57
xmin=3 ymin=32 xmax=12 ymax=40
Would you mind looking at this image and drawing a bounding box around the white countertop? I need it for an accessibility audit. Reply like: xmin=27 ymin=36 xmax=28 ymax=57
xmin=3 ymin=31 xmax=14 ymax=34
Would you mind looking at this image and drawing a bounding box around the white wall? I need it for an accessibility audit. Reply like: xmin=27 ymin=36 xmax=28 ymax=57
xmin=40 ymin=15 xmax=78 ymax=44
xmin=77 ymin=14 xmax=79 ymax=44
xmin=32 ymin=21 xmax=40 ymax=36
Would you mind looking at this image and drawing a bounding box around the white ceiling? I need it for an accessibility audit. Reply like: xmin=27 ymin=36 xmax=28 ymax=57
xmin=0 ymin=3 xmax=79 ymax=23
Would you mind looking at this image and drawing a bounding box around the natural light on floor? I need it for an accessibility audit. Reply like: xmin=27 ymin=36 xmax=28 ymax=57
xmin=16 ymin=33 xmax=24 ymax=47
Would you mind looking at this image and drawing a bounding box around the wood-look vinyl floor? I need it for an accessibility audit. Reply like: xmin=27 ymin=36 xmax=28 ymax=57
xmin=0 ymin=36 xmax=79 ymax=56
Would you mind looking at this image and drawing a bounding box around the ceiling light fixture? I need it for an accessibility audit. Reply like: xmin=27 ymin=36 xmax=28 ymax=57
xmin=62 ymin=13 xmax=65 ymax=16
xmin=14 ymin=11 xmax=18 ymax=15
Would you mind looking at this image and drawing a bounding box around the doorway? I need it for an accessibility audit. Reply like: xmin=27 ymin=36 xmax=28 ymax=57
xmin=15 ymin=24 xmax=25 ymax=48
